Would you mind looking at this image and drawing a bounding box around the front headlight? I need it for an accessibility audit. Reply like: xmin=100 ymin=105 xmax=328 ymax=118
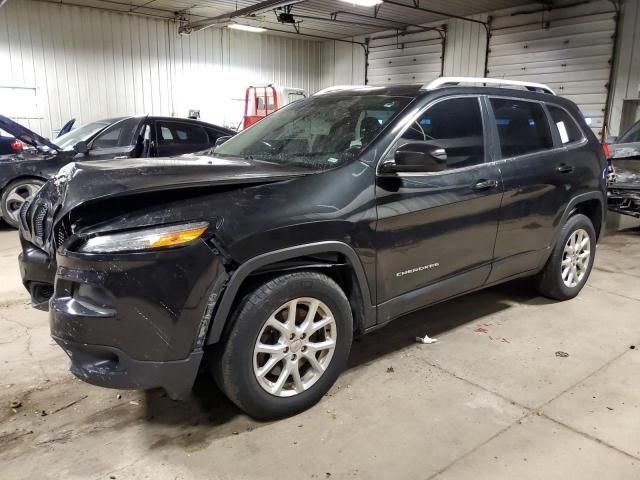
xmin=77 ymin=222 xmax=209 ymax=254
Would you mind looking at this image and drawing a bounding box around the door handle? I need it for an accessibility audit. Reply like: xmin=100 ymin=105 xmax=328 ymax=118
xmin=556 ymin=163 xmax=575 ymax=174
xmin=472 ymin=179 xmax=499 ymax=191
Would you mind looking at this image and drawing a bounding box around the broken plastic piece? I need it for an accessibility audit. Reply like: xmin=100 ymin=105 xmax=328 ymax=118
xmin=416 ymin=334 xmax=438 ymax=344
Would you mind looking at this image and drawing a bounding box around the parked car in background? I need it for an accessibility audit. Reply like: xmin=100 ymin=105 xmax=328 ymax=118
xmin=606 ymin=119 xmax=640 ymax=218
xmin=0 ymin=130 xmax=23 ymax=155
xmin=0 ymin=115 xmax=235 ymax=228
xmin=17 ymin=78 xmax=606 ymax=419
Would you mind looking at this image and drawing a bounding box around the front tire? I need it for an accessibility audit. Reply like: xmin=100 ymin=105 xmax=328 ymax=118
xmin=1 ymin=178 xmax=45 ymax=228
xmin=212 ymin=271 xmax=353 ymax=419
xmin=535 ymin=213 xmax=596 ymax=300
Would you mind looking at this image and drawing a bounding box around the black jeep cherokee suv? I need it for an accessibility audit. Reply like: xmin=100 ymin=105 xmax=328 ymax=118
xmin=18 ymin=79 xmax=607 ymax=419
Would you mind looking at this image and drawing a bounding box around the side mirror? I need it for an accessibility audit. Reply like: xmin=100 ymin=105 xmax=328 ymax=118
xmin=215 ymin=136 xmax=232 ymax=147
xmin=606 ymin=136 xmax=618 ymax=144
xmin=74 ymin=141 xmax=89 ymax=154
xmin=382 ymin=142 xmax=447 ymax=173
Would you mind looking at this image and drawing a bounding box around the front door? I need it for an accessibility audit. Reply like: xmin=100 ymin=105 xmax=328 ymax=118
xmin=85 ymin=117 xmax=144 ymax=160
xmin=375 ymin=96 xmax=503 ymax=324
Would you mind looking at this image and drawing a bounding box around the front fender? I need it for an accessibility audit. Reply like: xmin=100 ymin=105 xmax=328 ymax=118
xmin=205 ymin=241 xmax=375 ymax=345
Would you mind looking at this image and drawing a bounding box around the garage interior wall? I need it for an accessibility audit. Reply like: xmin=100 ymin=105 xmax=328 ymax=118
xmin=320 ymin=38 xmax=367 ymax=87
xmin=321 ymin=14 xmax=489 ymax=87
xmin=609 ymin=0 xmax=640 ymax=136
xmin=0 ymin=1 xmax=324 ymax=137
xmin=324 ymin=0 xmax=632 ymax=139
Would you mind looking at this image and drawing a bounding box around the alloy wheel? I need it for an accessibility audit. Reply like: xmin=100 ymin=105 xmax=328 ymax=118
xmin=561 ymin=228 xmax=591 ymax=288
xmin=253 ymin=297 xmax=337 ymax=397
xmin=4 ymin=182 xmax=41 ymax=225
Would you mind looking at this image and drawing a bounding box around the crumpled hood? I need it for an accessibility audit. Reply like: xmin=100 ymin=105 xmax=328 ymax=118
xmin=51 ymin=154 xmax=314 ymax=219
xmin=0 ymin=114 xmax=61 ymax=151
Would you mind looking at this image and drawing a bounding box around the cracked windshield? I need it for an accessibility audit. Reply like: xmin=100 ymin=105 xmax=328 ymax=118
xmin=213 ymin=94 xmax=412 ymax=169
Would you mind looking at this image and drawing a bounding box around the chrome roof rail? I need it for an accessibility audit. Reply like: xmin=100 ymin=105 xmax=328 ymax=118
xmin=423 ymin=77 xmax=556 ymax=95
xmin=314 ymin=85 xmax=385 ymax=96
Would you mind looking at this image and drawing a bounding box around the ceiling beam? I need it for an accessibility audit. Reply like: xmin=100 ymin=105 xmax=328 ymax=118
xmin=383 ymin=0 xmax=489 ymax=27
xmin=179 ymin=0 xmax=308 ymax=34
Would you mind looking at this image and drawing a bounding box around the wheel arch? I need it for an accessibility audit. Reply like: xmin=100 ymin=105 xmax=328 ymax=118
xmin=205 ymin=241 xmax=376 ymax=345
xmin=0 ymin=175 xmax=48 ymax=222
xmin=0 ymin=174 xmax=48 ymax=193
xmin=562 ymin=192 xmax=605 ymax=241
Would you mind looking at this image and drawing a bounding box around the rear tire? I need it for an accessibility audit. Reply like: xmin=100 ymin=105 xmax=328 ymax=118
xmin=211 ymin=271 xmax=353 ymax=419
xmin=535 ymin=213 xmax=596 ymax=300
xmin=1 ymin=178 xmax=45 ymax=229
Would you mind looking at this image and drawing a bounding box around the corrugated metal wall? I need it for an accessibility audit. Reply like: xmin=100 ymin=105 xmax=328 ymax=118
xmin=0 ymin=1 xmax=323 ymax=136
xmin=320 ymin=39 xmax=366 ymax=88
xmin=487 ymin=0 xmax=617 ymax=138
xmin=367 ymin=28 xmax=444 ymax=85
xmin=443 ymin=16 xmax=488 ymax=77
xmin=321 ymin=14 xmax=489 ymax=87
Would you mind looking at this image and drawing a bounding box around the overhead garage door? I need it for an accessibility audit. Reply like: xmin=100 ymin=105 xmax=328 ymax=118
xmin=487 ymin=0 xmax=617 ymax=138
xmin=368 ymin=28 xmax=444 ymax=86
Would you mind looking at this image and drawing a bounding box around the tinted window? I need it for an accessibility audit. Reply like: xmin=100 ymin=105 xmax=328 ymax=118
xmin=619 ymin=121 xmax=640 ymax=143
xmin=56 ymin=120 xmax=113 ymax=150
xmin=490 ymin=98 xmax=553 ymax=157
xmin=156 ymin=121 xmax=208 ymax=146
xmin=92 ymin=118 xmax=140 ymax=149
xmin=548 ymin=105 xmax=583 ymax=144
xmin=398 ymin=97 xmax=485 ymax=169
xmin=205 ymin=128 xmax=226 ymax=143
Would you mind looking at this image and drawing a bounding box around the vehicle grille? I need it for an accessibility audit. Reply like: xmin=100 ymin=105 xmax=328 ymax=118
xmin=55 ymin=225 xmax=68 ymax=248
xmin=33 ymin=204 xmax=48 ymax=240
xmin=19 ymin=200 xmax=31 ymax=230
xmin=22 ymin=181 xmax=68 ymax=253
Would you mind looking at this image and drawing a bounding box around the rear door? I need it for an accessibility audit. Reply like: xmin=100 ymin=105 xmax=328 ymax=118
xmin=154 ymin=120 xmax=210 ymax=157
xmin=487 ymin=97 xmax=585 ymax=283
xmin=375 ymin=96 xmax=503 ymax=323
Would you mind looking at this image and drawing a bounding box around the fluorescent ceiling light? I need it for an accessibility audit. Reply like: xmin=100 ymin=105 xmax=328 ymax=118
xmin=228 ymin=23 xmax=267 ymax=33
xmin=338 ymin=0 xmax=383 ymax=6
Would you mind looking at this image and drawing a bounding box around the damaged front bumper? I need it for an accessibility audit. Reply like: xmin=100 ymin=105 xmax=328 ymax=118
xmin=608 ymin=158 xmax=640 ymax=218
xmin=608 ymin=186 xmax=640 ymax=218
xmin=19 ymin=234 xmax=228 ymax=400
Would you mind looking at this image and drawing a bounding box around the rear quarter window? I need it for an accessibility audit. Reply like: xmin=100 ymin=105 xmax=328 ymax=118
xmin=547 ymin=105 xmax=584 ymax=145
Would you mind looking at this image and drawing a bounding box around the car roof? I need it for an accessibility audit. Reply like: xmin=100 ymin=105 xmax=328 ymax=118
xmin=316 ymin=84 xmax=424 ymax=98
xmin=317 ymin=84 xmax=582 ymax=116
xmin=149 ymin=116 xmax=235 ymax=133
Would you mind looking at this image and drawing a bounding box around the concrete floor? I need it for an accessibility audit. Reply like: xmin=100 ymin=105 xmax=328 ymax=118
xmin=1 ymin=221 xmax=639 ymax=480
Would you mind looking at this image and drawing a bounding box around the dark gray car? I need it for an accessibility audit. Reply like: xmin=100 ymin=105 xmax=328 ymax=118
xmin=0 ymin=115 xmax=235 ymax=228
xmin=607 ymin=120 xmax=640 ymax=218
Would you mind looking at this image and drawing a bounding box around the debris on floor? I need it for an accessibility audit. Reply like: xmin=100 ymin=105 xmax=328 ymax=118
xmin=555 ymin=351 xmax=570 ymax=358
xmin=49 ymin=395 xmax=88 ymax=415
xmin=416 ymin=333 xmax=438 ymax=344
xmin=9 ymin=400 xmax=22 ymax=409
xmin=386 ymin=366 xmax=395 ymax=373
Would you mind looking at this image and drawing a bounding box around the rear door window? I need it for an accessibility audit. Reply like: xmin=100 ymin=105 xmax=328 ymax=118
xmin=547 ymin=105 xmax=583 ymax=145
xmin=155 ymin=121 xmax=209 ymax=156
xmin=490 ymin=98 xmax=553 ymax=157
